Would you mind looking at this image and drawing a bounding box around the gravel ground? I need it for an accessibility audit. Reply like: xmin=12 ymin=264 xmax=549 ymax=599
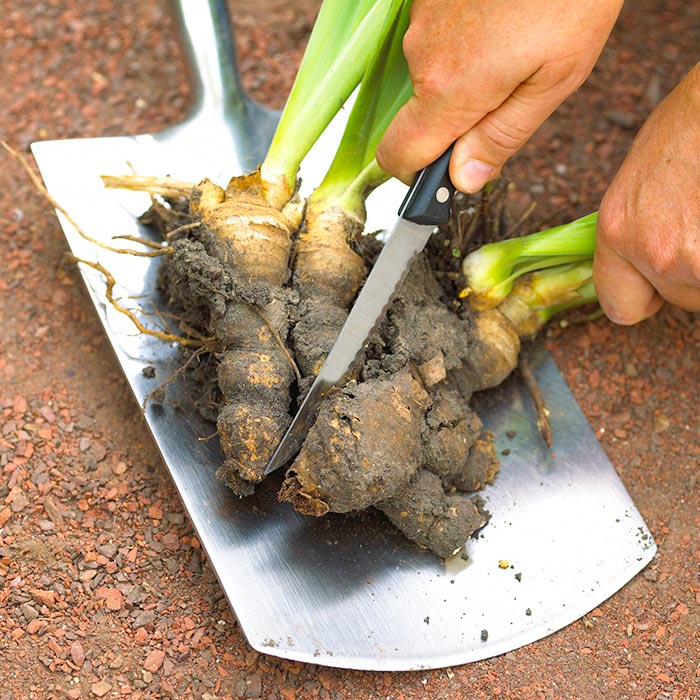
xmin=1 ymin=1 xmax=699 ymax=698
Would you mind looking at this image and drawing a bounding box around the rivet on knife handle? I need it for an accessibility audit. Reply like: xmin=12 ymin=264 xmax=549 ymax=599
xmin=398 ymin=143 xmax=456 ymax=225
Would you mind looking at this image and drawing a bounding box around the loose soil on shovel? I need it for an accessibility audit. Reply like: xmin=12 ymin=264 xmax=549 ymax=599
xmin=2 ymin=1 xmax=700 ymax=699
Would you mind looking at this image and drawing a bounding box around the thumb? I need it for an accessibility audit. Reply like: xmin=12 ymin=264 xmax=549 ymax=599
xmin=451 ymin=75 xmax=579 ymax=193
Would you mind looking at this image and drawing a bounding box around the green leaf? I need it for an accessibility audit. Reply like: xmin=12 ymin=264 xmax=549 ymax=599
xmin=261 ymin=0 xmax=402 ymax=205
xmin=310 ymin=0 xmax=412 ymax=215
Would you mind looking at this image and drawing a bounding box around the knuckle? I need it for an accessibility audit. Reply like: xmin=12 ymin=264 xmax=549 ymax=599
xmin=480 ymin=114 xmax=531 ymax=153
xmin=409 ymin=64 xmax=450 ymax=102
xmin=597 ymin=193 xmax=627 ymax=247
xmin=537 ymin=56 xmax=593 ymax=96
xmin=645 ymin=240 xmax=679 ymax=278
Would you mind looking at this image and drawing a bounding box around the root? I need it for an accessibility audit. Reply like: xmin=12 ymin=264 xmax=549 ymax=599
xmin=165 ymin=222 xmax=201 ymax=240
xmin=111 ymin=235 xmax=168 ymax=250
xmin=291 ymin=204 xmax=366 ymax=376
xmin=160 ymin=173 xmax=295 ymax=493
xmin=3 ymin=142 xmax=173 ymax=258
xmin=505 ymin=200 xmax=538 ymax=238
xmin=101 ymin=173 xmax=196 ymax=198
xmin=66 ymin=255 xmax=205 ymax=347
xmin=518 ymin=352 xmax=553 ymax=448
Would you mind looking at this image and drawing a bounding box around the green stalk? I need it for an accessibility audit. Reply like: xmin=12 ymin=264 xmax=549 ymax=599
xmin=307 ymin=0 xmax=412 ymax=219
xmin=509 ymin=261 xmax=594 ymax=308
xmin=461 ymin=212 xmax=597 ymax=308
xmin=260 ymin=0 xmax=404 ymax=207
xmin=496 ymin=262 xmax=597 ymax=336
xmin=534 ymin=278 xmax=598 ymax=324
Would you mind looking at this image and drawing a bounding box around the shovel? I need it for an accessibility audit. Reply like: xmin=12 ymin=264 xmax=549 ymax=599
xmin=31 ymin=0 xmax=656 ymax=671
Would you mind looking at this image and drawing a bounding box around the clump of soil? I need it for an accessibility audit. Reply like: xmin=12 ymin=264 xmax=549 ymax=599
xmin=142 ymin=176 xmax=525 ymax=557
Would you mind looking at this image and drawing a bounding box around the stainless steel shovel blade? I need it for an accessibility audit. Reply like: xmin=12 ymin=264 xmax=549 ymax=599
xmin=31 ymin=0 xmax=656 ymax=671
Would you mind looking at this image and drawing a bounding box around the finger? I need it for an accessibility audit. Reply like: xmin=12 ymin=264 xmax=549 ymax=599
xmin=593 ymin=242 xmax=664 ymax=325
xmin=450 ymin=68 xmax=582 ymax=192
xmin=642 ymin=276 xmax=700 ymax=313
xmin=375 ymin=93 xmax=482 ymax=182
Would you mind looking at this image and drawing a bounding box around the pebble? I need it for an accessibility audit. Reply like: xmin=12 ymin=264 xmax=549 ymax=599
xmin=29 ymin=588 xmax=56 ymax=608
xmin=132 ymin=610 xmax=155 ymax=629
xmin=245 ymin=674 xmax=262 ymax=697
xmin=70 ymin=641 xmax=86 ymax=668
xmin=90 ymin=680 xmax=112 ymax=697
xmin=44 ymin=496 xmax=63 ymax=527
xmin=143 ymin=649 xmax=166 ymax=672
xmin=20 ymin=603 xmax=39 ymax=621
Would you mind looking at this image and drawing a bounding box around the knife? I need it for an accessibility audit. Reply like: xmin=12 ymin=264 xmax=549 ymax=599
xmin=264 ymin=146 xmax=456 ymax=475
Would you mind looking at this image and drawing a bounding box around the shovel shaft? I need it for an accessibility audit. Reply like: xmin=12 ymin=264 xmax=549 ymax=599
xmin=167 ymin=0 xmax=246 ymax=119
xmin=166 ymin=0 xmax=279 ymax=165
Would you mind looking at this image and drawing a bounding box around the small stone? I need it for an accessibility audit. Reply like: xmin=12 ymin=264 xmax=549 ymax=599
xmin=132 ymin=610 xmax=155 ymax=629
xmin=43 ymin=497 xmax=64 ymax=526
xmin=20 ymin=603 xmax=39 ymax=621
xmin=245 ymin=675 xmax=262 ymax=698
xmin=480 ymin=629 xmax=489 ymax=642
xmin=653 ymin=414 xmax=670 ymax=433
xmin=90 ymin=680 xmax=112 ymax=697
xmin=70 ymin=640 xmax=86 ymax=668
xmin=95 ymin=586 xmax=123 ymax=611
xmin=605 ymin=110 xmax=636 ymax=129
xmin=10 ymin=491 xmax=29 ymax=513
xmin=143 ymin=648 xmax=166 ymax=672
xmin=643 ymin=568 xmax=658 ymax=582
xmin=27 ymin=619 xmax=46 ymax=635
xmin=96 ymin=543 xmax=118 ymax=559
xmin=29 ymin=588 xmax=57 ymax=608
xmin=161 ymin=533 xmax=180 ymax=551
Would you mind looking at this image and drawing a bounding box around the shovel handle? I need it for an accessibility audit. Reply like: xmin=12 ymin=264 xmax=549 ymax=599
xmin=166 ymin=0 xmax=280 ymax=164
xmin=167 ymin=0 xmax=247 ymax=118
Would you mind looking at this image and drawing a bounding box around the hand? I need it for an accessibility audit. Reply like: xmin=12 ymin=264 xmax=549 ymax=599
xmin=375 ymin=0 xmax=623 ymax=193
xmin=594 ymin=62 xmax=700 ymax=324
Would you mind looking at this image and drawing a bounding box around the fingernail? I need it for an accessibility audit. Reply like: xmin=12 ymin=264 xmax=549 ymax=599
xmin=458 ymin=159 xmax=495 ymax=193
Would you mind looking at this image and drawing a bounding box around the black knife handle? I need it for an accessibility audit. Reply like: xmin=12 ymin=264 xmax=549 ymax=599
xmin=397 ymin=144 xmax=456 ymax=226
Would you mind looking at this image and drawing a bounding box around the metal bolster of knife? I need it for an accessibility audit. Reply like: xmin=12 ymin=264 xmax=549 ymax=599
xmin=398 ymin=144 xmax=456 ymax=227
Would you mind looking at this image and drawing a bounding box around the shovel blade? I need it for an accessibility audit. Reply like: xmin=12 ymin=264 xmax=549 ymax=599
xmin=32 ymin=117 xmax=655 ymax=671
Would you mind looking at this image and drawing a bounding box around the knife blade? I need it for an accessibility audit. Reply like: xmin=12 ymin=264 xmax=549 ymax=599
xmin=264 ymin=146 xmax=456 ymax=475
